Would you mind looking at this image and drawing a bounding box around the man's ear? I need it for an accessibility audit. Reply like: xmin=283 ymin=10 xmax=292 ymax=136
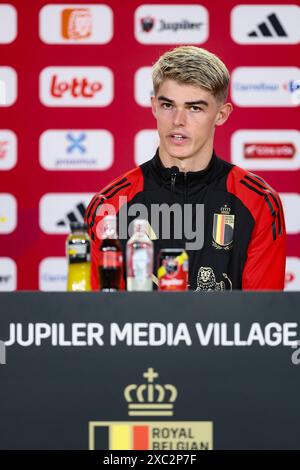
xmin=215 ymin=102 xmax=233 ymax=127
xmin=151 ymin=95 xmax=157 ymax=119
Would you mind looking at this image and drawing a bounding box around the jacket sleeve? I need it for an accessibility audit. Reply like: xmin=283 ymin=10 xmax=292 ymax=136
xmin=242 ymin=194 xmax=286 ymax=290
xmin=85 ymin=192 xmax=110 ymax=291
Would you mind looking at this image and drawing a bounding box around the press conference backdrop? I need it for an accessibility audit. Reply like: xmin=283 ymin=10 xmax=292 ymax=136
xmin=0 ymin=0 xmax=299 ymax=291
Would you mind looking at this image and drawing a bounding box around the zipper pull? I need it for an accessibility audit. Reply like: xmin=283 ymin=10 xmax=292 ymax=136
xmin=171 ymin=173 xmax=177 ymax=192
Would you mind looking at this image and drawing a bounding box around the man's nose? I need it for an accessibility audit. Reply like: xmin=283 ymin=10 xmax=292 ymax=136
xmin=172 ymin=108 xmax=186 ymax=127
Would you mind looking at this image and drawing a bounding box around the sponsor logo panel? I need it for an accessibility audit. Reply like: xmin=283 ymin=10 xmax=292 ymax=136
xmin=134 ymin=67 xmax=153 ymax=107
xmin=231 ymin=130 xmax=300 ymax=170
xmin=280 ymin=193 xmax=300 ymax=235
xmin=0 ymin=67 xmax=17 ymax=107
xmin=39 ymin=257 xmax=67 ymax=291
xmin=39 ymin=4 xmax=113 ymax=44
xmin=285 ymin=257 xmax=300 ymax=291
xmin=135 ymin=4 xmax=209 ymax=44
xmin=0 ymin=193 xmax=17 ymax=234
xmin=0 ymin=130 xmax=17 ymax=170
xmin=39 ymin=193 xmax=94 ymax=234
xmin=0 ymin=257 xmax=17 ymax=291
xmin=134 ymin=130 xmax=159 ymax=166
xmin=0 ymin=4 xmax=17 ymax=44
xmin=39 ymin=130 xmax=113 ymax=170
xmin=231 ymin=5 xmax=300 ymax=44
xmin=231 ymin=67 xmax=300 ymax=107
xmin=39 ymin=66 xmax=113 ymax=107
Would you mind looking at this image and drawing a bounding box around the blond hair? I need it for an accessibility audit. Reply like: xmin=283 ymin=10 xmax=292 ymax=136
xmin=152 ymin=46 xmax=230 ymax=103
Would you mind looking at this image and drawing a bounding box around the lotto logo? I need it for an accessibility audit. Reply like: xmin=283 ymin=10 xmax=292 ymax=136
xmin=39 ymin=4 xmax=113 ymax=44
xmin=39 ymin=67 xmax=113 ymax=107
xmin=51 ymin=75 xmax=101 ymax=98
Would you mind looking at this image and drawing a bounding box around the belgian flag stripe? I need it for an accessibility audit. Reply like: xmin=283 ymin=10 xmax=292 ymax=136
xmin=110 ymin=424 xmax=131 ymax=450
xmin=219 ymin=215 xmax=225 ymax=245
xmin=93 ymin=426 xmax=109 ymax=450
xmin=133 ymin=425 xmax=149 ymax=450
xmin=213 ymin=214 xmax=218 ymax=242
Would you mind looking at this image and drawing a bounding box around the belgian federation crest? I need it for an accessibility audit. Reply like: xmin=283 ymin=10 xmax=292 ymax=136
xmin=212 ymin=205 xmax=235 ymax=250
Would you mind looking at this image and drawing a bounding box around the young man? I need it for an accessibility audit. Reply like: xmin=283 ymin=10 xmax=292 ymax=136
xmin=86 ymin=46 xmax=286 ymax=291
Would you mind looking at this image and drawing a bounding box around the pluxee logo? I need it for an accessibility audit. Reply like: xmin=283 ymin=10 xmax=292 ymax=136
xmin=89 ymin=367 xmax=213 ymax=450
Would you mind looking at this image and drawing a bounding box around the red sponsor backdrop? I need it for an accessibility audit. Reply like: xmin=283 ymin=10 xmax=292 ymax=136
xmin=0 ymin=0 xmax=299 ymax=290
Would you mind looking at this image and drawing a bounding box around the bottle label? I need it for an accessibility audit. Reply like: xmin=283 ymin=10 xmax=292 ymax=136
xmin=67 ymin=241 xmax=90 ymax=263
xmin=99 ymin=251 xmax=123 ymax=268
xmin=132 ymin=249 xmax=150 ymax=281
xmin=158 ymin=250 xmax=188 ymax=291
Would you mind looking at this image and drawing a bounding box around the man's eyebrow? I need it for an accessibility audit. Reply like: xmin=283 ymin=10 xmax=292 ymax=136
xmin=157 ymin=96 xmax=174 ymax=103
xmin=185 ymin=99 xmax=208 ymax=106
xmin=157 ymin=95 xmax=209 ymax=106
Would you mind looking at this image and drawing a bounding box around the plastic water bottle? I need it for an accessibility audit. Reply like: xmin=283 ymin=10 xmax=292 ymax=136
xmin=126 ymin=219 xmax=153 ymax=291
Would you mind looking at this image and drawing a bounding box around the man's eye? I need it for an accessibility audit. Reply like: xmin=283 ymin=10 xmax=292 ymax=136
xmin=190 ymin=106 xmax=202 ymax=112
xmin=162 ymin=102 xmax=172 ymax=109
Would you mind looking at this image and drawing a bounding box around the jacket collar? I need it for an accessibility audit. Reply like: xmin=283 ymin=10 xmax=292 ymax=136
xmin=151 ymin=148 xmax=223 ymax=189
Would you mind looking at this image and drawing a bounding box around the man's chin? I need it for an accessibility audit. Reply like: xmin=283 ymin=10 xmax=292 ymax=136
xmin=168 ymin=151 xmax=190 ymax=160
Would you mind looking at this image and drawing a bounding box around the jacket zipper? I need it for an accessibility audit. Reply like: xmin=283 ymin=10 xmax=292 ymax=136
xmin=184 ymin=172 xmax=188 ymax=203
xmin=171 ymin=173 xmax=177 ymax=192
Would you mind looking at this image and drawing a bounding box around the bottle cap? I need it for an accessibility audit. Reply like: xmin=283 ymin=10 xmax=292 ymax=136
xmin=133 ymin=218 xmax=148 ymax=232
xmin=102 ymin=215 xmax=117 ymax=238
xmin=70 ymin=222 xmax=88 ymax=233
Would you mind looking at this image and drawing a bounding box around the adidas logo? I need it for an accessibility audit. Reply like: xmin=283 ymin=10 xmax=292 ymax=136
xmin=248 ymin=13 xmax=287 ymax=37
xmin=56 ymin=202 xmax=86 ymax=227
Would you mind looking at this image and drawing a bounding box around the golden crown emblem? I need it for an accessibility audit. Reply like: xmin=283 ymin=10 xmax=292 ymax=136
xmin=220 ymin=205 xmax=231 ymax=215
xmin=124 ymin=368 xmax=178 ymax=417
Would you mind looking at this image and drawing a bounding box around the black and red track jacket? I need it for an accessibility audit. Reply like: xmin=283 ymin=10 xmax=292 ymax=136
xmin=85 ymin=150 xmax=286 ymax=291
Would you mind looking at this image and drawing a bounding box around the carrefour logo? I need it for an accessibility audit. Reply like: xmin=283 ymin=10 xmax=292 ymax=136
xmin=231 ymin=67 xmax=300 ymax=106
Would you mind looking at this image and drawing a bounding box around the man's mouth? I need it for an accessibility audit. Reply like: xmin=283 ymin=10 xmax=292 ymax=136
xmin=168 ymin=133 xmax=188 ymax=143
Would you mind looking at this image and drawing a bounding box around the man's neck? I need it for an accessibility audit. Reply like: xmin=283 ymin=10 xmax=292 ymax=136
xmin=159 ymin=146 xmax=213 ymax=172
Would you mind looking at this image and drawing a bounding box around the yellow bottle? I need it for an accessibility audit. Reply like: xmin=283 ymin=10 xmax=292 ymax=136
xmin=66 ymin=222 xmax=91 ymax=291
